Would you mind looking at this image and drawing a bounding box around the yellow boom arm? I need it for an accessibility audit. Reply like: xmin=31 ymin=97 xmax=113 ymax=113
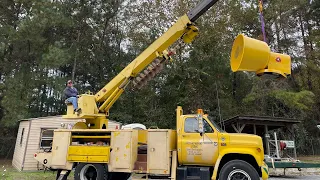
xmin=94 ymin=0 xmax=221 ymax=113
xmin=94 ymin=15 xmax=193 ymax=110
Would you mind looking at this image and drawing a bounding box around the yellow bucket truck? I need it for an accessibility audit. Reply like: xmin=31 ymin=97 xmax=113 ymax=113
xmin=34 ymin=0 xmax=291 ymax=179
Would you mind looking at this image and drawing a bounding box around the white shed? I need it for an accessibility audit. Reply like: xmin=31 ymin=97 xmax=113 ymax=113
xmin=12 ymin=116 xmax=121 ymax=171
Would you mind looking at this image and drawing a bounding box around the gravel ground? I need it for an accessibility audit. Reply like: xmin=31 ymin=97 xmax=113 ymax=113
xmin=268 ymin=168 xmax=320 ymax=180
xmin=269 ymin=176 xmax=320 ymax=180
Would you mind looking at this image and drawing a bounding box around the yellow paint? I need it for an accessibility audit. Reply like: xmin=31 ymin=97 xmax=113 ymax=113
xmin=83 ymin=116 xmax=109 ymax=129
xmin=211 ymin=133 xmax=265 ymax=180
xmin=72 ymin=122 xmax=88 ymax=129
xmin=230 ymin=34 xmax=291 ymax=78
xmin=176 ymin=106 xmax=266 ymax=180
xmin=67 ymin=146 xmax=110 ymax=163
xmin=261 ymin=161 xmax=269 ymax=180
xmin=179 ymin=115 xmax=219 ymax=166
xmin=104 ymin=88 xmax=125 ymax=112
xmin=138 ymin=130 xmax=148 ymax=144
xmin=114 ymin=132 xmax=120 ymax=137
xmin=182 ymin=25 xmax=199 ymax=43
xmin=63 ymin=94 xmax=100 ymax=118
xmin=126 ymin=142 xmax=131 ymax=149
xmin=116 ymin=157 xmax=119 ymax=162
xmin=71 ymin=135 xmax=111 ymax=139
xmin=68 ymin=146 xmax=110 ymax=156
xmin=67 ymin=155 xmax=109 ymax=163
xmin=98 ymin=87 xmax=120 ymax=111
xmin=211 ymin=146 xmax=265 ymax=180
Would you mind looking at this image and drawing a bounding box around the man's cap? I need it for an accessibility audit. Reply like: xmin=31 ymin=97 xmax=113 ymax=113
xmin=67 ymin=80 xmax=72 ymax=83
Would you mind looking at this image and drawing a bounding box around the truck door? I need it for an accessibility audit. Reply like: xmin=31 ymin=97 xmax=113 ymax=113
xmin=179 ymin=117 xmax=219 ymax=165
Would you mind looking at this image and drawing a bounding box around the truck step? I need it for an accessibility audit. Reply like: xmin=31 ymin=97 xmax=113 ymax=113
xmin=186 ymin=176 xmax=201 ymax=180
xmin=177 ymin=166 xmax=210 ymax=180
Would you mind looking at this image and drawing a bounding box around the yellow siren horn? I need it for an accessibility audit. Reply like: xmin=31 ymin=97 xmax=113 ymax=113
xmin=230 ymin=34 xmax=291 ymax=78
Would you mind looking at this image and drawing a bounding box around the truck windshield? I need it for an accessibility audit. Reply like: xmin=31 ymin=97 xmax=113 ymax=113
xmin=206 ymin=116 xmax=226 ymax=133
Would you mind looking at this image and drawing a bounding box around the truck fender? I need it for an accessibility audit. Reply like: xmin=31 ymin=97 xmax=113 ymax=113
xmin=211 ymin=155 xmax=223 ymax=180
xmin=211 ymin=149 xmax=262 ymax=180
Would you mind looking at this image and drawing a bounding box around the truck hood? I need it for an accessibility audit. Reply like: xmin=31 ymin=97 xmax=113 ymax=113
xmin=228 ymin=133 xmax=263 ymax=147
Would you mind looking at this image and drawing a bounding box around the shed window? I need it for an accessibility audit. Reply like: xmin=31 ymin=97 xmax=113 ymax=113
xmin=20 ymin=128 xmax=25 ymax=146
xmin=40 ymin=129 xmax=55 ymax=149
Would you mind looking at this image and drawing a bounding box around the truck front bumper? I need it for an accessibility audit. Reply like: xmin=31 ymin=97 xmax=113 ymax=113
xmin=261 ymin=161 xmax=269 ymax=180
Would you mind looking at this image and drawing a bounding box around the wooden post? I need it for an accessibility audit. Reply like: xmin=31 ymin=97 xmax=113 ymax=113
xmin=265 ymin=125 xmax=270 ymax=156
xmin=292 ymin=126 xmax=297 ymax=159
xmin=274 ymin=132 xmax=280 ymax=159
xmin=253 ymin=124 xmax=256 ymax=135
xmin=287 ymin=125 xmax=298 ymax=159
xmin=239 ymin=124 xmax=246 ymax=133
xmin=232 ymin=124 xmax=239 ymax=133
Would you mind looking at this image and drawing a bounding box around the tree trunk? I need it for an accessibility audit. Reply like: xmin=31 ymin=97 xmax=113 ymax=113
xmin=72 ymin=32 xmax=81 ymax=82
xmin=298 ymin=11 xmax=312 ymax=90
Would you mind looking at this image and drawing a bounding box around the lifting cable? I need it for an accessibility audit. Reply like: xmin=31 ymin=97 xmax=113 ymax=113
xmin=258 ymin=0 xmax=267 ymax=43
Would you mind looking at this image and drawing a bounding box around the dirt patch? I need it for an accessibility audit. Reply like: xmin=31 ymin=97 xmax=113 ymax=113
xmin=269 ymin=168 xmax=320 ymax=176
xmin=298 ymin=156 xmax=320 ymax=163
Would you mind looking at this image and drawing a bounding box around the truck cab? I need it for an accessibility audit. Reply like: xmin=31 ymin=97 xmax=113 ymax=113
xmin=175 ymin=106 xmax=269 ymax=180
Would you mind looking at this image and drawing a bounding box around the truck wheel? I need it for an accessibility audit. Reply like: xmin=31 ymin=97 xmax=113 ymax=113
xmin=108 ymin=172 xmax=131 ymax=180
xmin=74 ymin=163 xmax=108 ymax=180
xmin=219 ymin=160 xmax=259 ymax=180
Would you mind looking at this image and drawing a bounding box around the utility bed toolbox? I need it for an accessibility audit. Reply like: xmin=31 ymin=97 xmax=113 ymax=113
xmin=147 ymin=129 xmax=177 ymax=175
xmin=109 ymin=130 xmax=138 ymax=172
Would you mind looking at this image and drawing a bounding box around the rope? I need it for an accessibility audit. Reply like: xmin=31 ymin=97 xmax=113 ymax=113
xmin=258 ymin=0 xmax=267 ymax=42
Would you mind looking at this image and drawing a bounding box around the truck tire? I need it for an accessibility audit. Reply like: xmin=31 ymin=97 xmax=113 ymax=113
xmin=74 ymin=163 xmax=108 ymax=180
xmin=108 ymin=172 xmax=131 ymax=180
xmin=218 ymin=160 xmax=259 ymax=180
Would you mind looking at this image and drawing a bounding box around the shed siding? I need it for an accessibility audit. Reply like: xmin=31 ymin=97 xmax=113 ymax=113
xmin=21 ymin=117 xmax=120 ymax=171
xmin=23 ymin=118 xmax=80 ymax=171
xmin=12 ymin=121 xmax=30 ymax=171
xmin=108 ymin=120 xmax=120 ymax=129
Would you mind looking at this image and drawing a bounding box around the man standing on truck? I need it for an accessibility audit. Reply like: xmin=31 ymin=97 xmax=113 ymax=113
xmin=64 ymin=80 xmax=80 ymax=113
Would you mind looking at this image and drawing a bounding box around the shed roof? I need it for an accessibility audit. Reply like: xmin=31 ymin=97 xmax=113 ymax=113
xmin=18 ymin=115 xmax=120 ymax=124
xmin=220 ymin=115 xmax=300 ymax=129
xmin=19 ymin=115 xmax=63 ymax=122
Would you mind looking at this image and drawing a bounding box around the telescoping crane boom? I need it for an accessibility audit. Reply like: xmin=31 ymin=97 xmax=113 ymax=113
xmin=63 ymin=0 xmax=290 ymax=130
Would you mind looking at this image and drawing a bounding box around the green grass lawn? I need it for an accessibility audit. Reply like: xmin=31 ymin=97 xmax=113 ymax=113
xmin=1 ymin=159 xmax=74 ymax=180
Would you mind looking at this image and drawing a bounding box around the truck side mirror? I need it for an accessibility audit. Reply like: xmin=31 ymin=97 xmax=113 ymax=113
xmin=197 ymin=109 xmax=204 ymax=136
